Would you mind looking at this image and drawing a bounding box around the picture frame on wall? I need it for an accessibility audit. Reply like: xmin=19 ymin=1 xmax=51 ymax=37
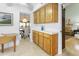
xmin=0 ymin=12 xmax=13 ymax=26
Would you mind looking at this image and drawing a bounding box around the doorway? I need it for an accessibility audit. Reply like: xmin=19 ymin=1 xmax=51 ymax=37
xmin=19 ymin=13 xmax=30 ymax=39
xmin=62 ymin=4 xmax=79 ymax=56
xmin=62 ymin=5 xmax=65 ymax=49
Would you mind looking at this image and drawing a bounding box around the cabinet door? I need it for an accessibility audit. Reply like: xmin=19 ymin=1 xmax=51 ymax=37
xmin=44 ymin=37 xmax=51 ymax=54
xmin=32 ymin=31 xmax=39 ymax=45
xmin=32 ymin=31 xmax=35 ymax=43
xmin=39 ymin=33 xmax=44 ymax=48
xmin=53 ymin=3 xmax=58 ymax=22
xmin=35 ymin=32 xmax=39 ymax=45
xmin=40 ymin=7 xmax=45 ymax=23
xmin=36 ymin=11 xmax=40 ymax=24
xmin=51 ymin=34 xmax=58 ymax=55
xmin=44 ymin=34 xmax=51 ymax=55
xmin=46 ymin=3 xmax=53 ymax=23
xmin=33 ymin=12 xmax=37 ymax=24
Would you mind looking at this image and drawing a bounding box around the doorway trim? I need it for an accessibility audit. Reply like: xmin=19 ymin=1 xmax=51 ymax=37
xmin=62 ymin=5 xmax=65 ymax=49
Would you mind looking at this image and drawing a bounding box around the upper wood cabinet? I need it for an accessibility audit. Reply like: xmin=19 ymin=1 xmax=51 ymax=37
xmin=36 ymin=10 xmax=40 ymax=24
xmin=46 ymin=3 xmax=53 ymax=23
xmin=53 ymin=3 xmax=58 ymax=22
xmin=40 ymin=7 xmax=45 ymax=23
xmin=46 ymin=3 xmax=58 ymax=23
xmin=33 ymin=3 xmax=58 ymax=24
xmin=33 ymin=12 xmax=37 ymax=24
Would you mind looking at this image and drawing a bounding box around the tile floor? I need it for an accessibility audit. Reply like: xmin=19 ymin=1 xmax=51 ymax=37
xmin=0 ymin=38 xmax=70 ymax=56
xmin=0 ymin=38 xmax=49 ymax=56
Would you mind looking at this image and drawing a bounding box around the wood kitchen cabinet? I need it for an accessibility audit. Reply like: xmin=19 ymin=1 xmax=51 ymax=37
xmin=33 ymin=30 xmax=35 ymax=43
xmin=44 ymin=37 xmax=51 ymax=54
xmin=43 ymin=33 xmax=58 ymax=55
xmin=45 ymin=3 xmax=53 ymax=23
xmin=36 ymin=10 xmax=40 ymax=24
xmin=33 ymin=12 xmax=37 ymax=24
xmin=51 ymin=34 xmax=58 ymax=55
xmin=33 ymin=3 xmax=58 ymax=24
xmin=46 ymin=3 xmax=58 ymax=23
xmin=53 ymin=3 xmax=58 ymax=22
xmin=35 ymin=31 xmax=39 ymax=45
xmin=40 ymin=7 xmax=45 ymax=23
xmin=32 ymin=30 xmax=39 ymax=45
xmin=38 ymin=32 xmax=44 ymax=48
xmin=43 ymin=34 xmax=52 ymax=54
xmin=32 ymin=30 xmax=58 ymax=56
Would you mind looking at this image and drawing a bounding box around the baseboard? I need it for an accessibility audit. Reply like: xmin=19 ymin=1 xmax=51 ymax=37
xmin=58 ymin=49 xmax=62 ymax=55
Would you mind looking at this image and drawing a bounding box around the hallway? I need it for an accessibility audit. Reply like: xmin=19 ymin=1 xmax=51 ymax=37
xmin=0 ymin=38 xmax=48 ymax=56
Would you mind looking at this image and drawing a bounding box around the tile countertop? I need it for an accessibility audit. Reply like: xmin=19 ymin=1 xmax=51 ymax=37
xmin=32 ymin=30 xmax=58 ymax=35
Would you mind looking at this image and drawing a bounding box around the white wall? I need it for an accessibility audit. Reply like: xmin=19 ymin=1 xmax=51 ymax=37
xmin=65 ymin=4 xmax=79 ymax=30
xmin=0 ymin=3 xmax=31 ymax=49
xmin=30 ymin=4 xmax=62 ymax=54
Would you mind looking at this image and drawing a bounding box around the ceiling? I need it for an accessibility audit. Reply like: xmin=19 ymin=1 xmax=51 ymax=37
xmin=62 ymin=3 xmax=71 ymax=8
xmin=6 ymin=3 xmax=39 ymax=10
xmin=6 ymin=3 xmax=39 ymax=16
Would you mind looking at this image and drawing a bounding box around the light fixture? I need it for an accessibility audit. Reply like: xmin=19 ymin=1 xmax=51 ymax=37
xmin=20 ymin=23 xmax=25 ymax=27
xmin=23 ymin=18 xmax=27 ymax=22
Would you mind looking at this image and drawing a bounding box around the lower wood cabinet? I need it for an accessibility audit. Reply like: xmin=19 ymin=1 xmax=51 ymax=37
xmin=33 ymin=31 xmax=35 ymax=43
xmin=32 ymin=30 xmax=58 ymax=56
xmin=44 ymin=37 xmax=51 ymax=54
xmin=38 ymin=32 xmax=44 ymax=48
xmin=32 ymin=30 xmax=39 ymax=45
xmin=51 ymin=34 xmax=58 ymax=55
xmin=35 ymin=32 xmax=39 ymax=45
